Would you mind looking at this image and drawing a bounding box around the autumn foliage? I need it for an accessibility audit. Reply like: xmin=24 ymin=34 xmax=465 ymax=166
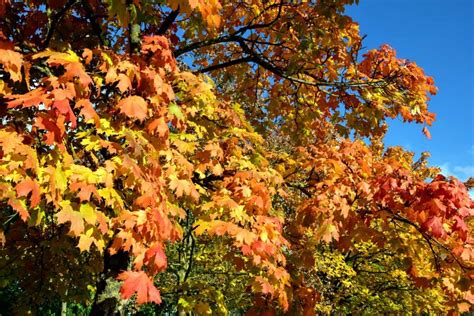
xmin=0 ymin=0 xmax=472 ymax=315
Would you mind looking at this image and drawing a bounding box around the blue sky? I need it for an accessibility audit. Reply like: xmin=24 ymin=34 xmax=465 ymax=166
xmin=346 ymin=0 xmax=473 ymax=182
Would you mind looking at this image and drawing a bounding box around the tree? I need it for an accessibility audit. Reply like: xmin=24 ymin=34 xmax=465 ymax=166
xmin=0 ymin=0 xmax=472 ymax=314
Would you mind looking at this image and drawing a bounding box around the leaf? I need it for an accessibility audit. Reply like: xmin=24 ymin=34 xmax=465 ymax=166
xmin=79 ymin=203 xmax=97 ymax=225
xmin=118 ymin=96 xmax=148 ymax=121
xmin=147 ymin=117 xmax=169 ymax=137
xmin=76 ymin=99 xmax=99 ymax=126
xmin=82 ymin=48 xmax=93 ymax=64
xmin=317 ymin=223 xmax=339 ymax=243
xmin=117 ymin=271 xmax=162 ymax=304
xmin=254 ymin=276 xmax=274 ymax=295
xmin=116 ymin=73 xmax=132 ymax=93
xmin=77 ymin=234 xmax=94 ymax=252
xmin=168 ymin=175 xmax=198 ymax=200
xmin=76 ymin=183 xmax=99 ymax=202
xmin=57 ymin=201 xmax=84 ymax=235
xmin=422 ymin=126 xmax=431 ymax=139
xmin=16 ymin=178 xmax=40 ymax=208
xmin=422 ymin=216 xmax=444 ymax=238
xmin=168 ymin=102 xmax=184 ymax=120
xmin=145 ymin=243 xmax=167 ymax=272
xmin=8 ymin=198 xmax=29 ymax=221
xmin=0 ymin=47 xmax=23 ymax=82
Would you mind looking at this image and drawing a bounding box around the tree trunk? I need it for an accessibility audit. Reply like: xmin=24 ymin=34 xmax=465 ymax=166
xmin=61 ymin=301 xmax=67 ymax=316
xmin=89 ymin=250 xmax=129 ymax=316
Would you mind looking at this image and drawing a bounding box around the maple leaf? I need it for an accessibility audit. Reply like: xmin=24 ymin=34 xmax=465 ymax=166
xmin=8 ymin=198 xmax=29 ymax=221
xmin=76 ymin=99 xmax=99 ymax=126
xmin=57 ymin=201 xmax=84 ymax=236
xmin=168 ymin=175 xmax=198 ymax=200
xmin=147 ymin=117 xmax=169 ymax=137
xmin=235 ymin=228 xmax=256 ymax=245
xmin=168 ymin=102 xmax=185 ymax=120
xmin=254 ymin=276 xmax=274 ymax=295
xmin=0 ymin=47 xmax=23 ymax=82
xmin=118 ymin=96 xmax=148 ymax=121
xmin=116 ymin=73 xmax=132 ymax=93
xmin=422 ymin=216 xmax=444 ymax=238
xmin=117 ymin=271 xmax=162 ymax=304
xmin=145 ymin=243 xmax=167 ymax=272
xmin=15 ymin=178 xmax=40 ymax=208
xmin=1 ymin=2 xmax=472 ymax=313
xmin=77 ymin=184 xmax=99 ymax=202
xmin=82 ymin=48 xmax=93 ymax=64
xmin=77 ymin=234 xmax=94 ymax=252
xmin=7 ymin=88 xmax=48 ymax=109
xmin=79 ymin=203 xmax=97 ymax=225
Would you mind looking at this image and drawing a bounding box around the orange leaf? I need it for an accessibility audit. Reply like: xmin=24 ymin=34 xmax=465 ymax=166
xmin=76 ymin=99 xmax=100 ymax=126
xmin=82 ymin=48 xmax=93 ymax=64
xmin=422 ymin=126 xmax=431 ymax=139
xmin=16 ymin=178 xmax=40 ymax=208
xmin=116 ymin=73 xmax=132 ymax=93
xmin=8 ymin=198 xmax=29 ymax=221
xmin=0 ymin=47 xmax=23 ymax=82
xmin=118 ymin=271 xmax=162 ymax=304
xmin=145 ymin=243 xmax=167 ymax=272
xmin=56 ymin=202 xmax=84 ymax=236
xmin=147 ymin=117 xmax=169 ymax=137
xmin=118 ymin=96 xmax=148 ymax=121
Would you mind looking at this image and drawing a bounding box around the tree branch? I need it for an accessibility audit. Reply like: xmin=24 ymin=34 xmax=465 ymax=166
xmin=42 ymin=0 xmax=78 ymax=50
xmin=157 ymin=8 xmax=180 ymax=35
xmin=285 ymin=182 xmax=312 ymax=197
xmin=177 ymin=30 xmax=389 ymax=88
xmin=81 ymin=0 xmax=106 ymax=46
xmin=233 ymin=0 xmax=285 ymax=35
xmin=198 ymin=56 xmax=254 ymax=73
xmin=174 ymin=35 xmax=236 ymax=57
xmin=386 ymin=208 xmax=473 ymax=271
xmin=184 ymin=234 xmax=195 ymax=281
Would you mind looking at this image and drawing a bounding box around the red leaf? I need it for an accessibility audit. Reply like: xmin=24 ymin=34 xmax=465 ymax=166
xmin=117 ymin=271 xmax=162 ymax=304
xmin=35 ymin=114 xmax=66 ymax=144
xmin=118 ymin=96 xmax=148 ymax=121
xmin=422 ymin=216 xmax=444 ymax=238
xmin=452 ymin=216 xmax=468 ymax=240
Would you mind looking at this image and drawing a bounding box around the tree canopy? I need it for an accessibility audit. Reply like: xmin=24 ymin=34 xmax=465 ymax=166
xmin=0 ymin=0 xmax=472 ymax=314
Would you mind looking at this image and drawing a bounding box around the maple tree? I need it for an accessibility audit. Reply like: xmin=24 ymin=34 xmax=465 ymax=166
xmin=0 ymin=0 xmax=473 ymax=314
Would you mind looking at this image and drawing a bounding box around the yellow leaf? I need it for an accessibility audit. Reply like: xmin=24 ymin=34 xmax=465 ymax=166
xmin=80 ymin=203 xmax=97 ymax=225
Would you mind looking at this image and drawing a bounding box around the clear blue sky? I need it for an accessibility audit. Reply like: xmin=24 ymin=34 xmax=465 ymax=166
xmin=346 ymin=0 xmax=473 ymax=182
